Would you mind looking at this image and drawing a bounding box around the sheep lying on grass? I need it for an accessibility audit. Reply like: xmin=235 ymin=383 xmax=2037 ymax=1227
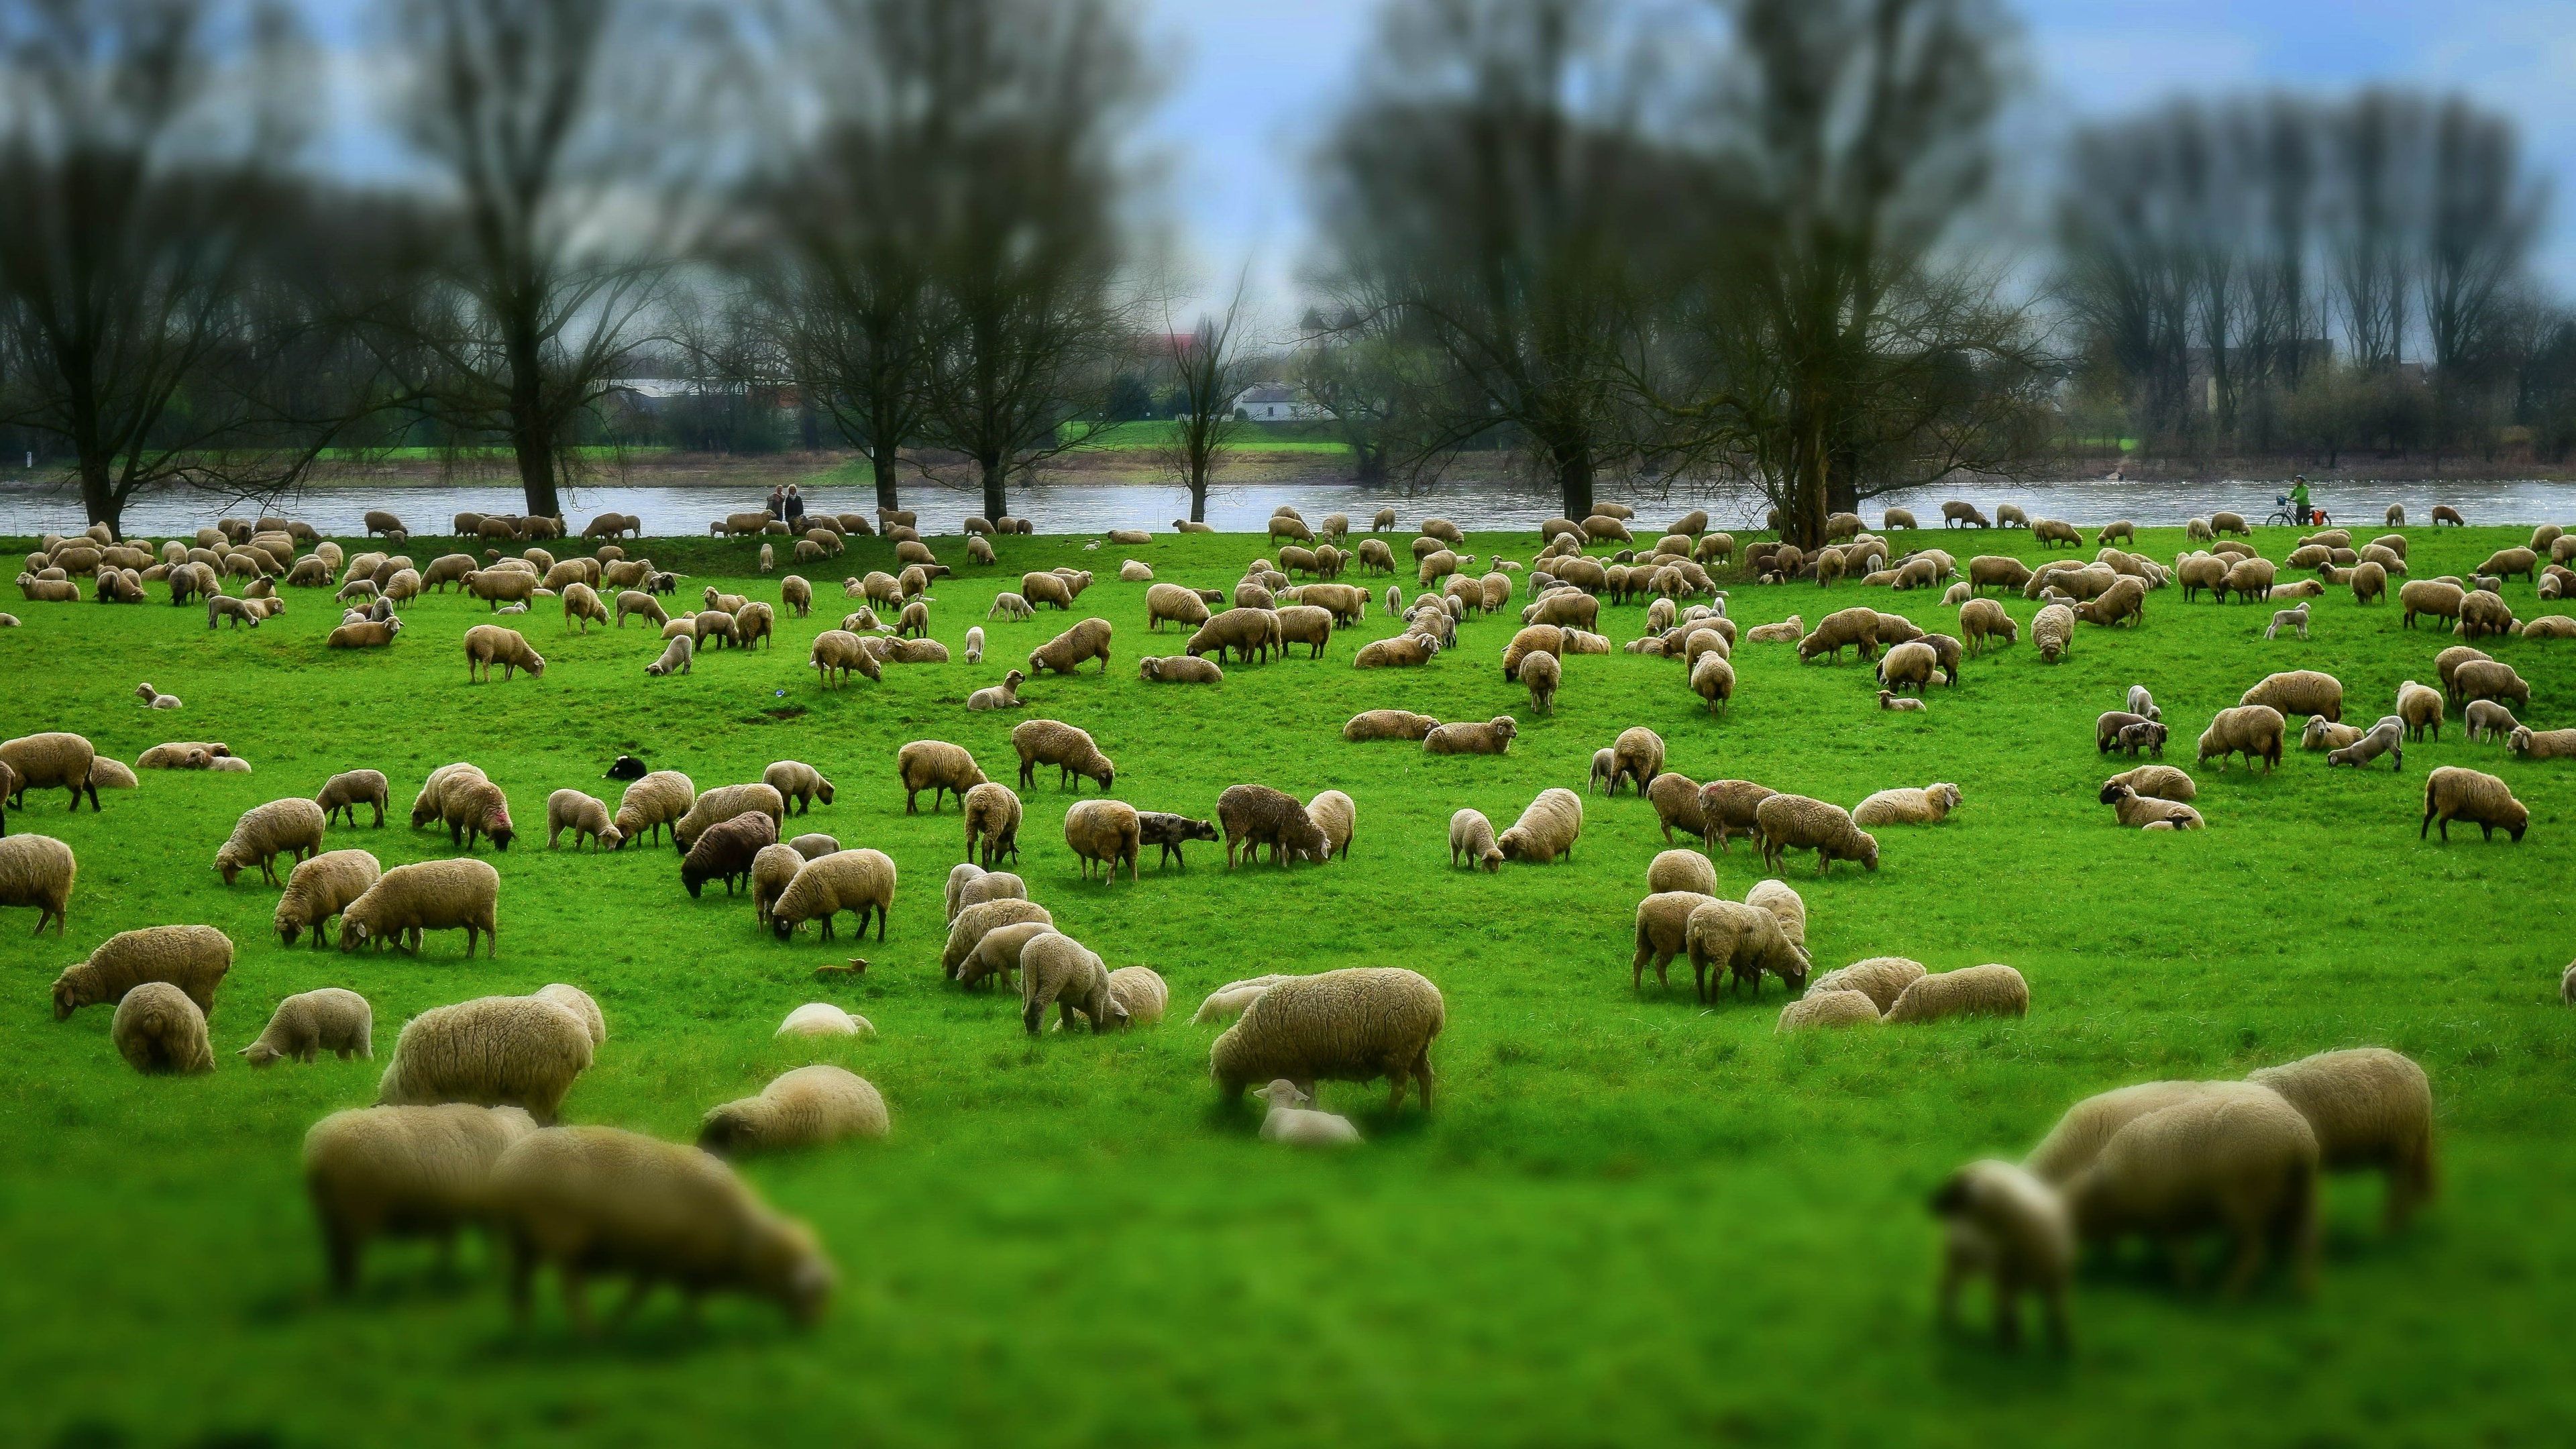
xmin=700 ymin=1066 xmax=889 ymax=1155
xmin=1254 ymin=1081 xmax=1362 ymax=1146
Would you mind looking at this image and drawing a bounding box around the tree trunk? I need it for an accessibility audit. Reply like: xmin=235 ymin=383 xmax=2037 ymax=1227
xmin=1188 ymin=461 xmax=1209 ymax=523
xmin=980 ymin=453 xmax=1008 ymax=523
xmin=1353 ymin=443 xmax=1385 ymax=486
xmin=78 ymin=449 xmax=120 ymax=535
xmin=513 ymin=432 xmax=561 ymax=521
xmin=871 ymin=445 xmax=902 ymax=513
xmin=1556 ymin=443 xmax=1593 ymax=525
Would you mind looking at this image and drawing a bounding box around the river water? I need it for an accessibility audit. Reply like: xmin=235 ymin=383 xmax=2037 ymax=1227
xmin=5 ymin=472 xmax=2573 ymax=538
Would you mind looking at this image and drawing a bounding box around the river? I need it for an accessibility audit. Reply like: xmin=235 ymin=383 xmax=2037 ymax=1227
xmin=5 ymin=472 xmax=2573 ymax=537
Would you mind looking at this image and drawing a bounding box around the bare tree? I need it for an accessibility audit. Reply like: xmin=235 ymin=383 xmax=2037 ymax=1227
xmin=2329 ymin=90 xmax=2419 ymax=375
xmin=366 ymin=0 xmax=688 ymax=521
xmin=0 ymin=0 xmax=340 ymax=533
xmin=1153 ymin=272 xmax=1263 ymax=523
xmin=1314 ymin=0 xmax=1670 ymax=523
xmin=902 ymin=0 xmax=1148 ymax=524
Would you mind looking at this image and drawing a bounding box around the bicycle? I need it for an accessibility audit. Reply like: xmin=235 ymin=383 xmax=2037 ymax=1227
xmin=2263 ymin=496 xmax=2300 ymax=528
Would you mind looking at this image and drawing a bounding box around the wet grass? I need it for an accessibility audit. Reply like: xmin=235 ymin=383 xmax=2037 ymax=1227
xmin=3 ymin=520 xmax=2573 ymax=1448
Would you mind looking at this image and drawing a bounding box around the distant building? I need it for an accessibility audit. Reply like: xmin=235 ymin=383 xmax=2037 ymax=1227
xmin=1233 ymin=384 xmax=1325 ymax=422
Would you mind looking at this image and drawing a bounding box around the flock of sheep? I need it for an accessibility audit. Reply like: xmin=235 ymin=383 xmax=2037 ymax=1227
xmin=4 ymin=490 xmax=2567 ymax=1345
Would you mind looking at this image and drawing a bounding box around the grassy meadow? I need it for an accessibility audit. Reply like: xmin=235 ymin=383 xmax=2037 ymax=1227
xmin=4 ymin=515 xmax=2575 ymax=1448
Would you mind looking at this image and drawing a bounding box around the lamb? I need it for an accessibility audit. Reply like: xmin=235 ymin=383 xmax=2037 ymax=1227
xmin=462 ymin=623 xmax=546 ymax=682
xmin=1448 ymin=808 xmax=1504 ymax=871
xmin=2506 ymin=725 xmax=2576 ymax=760
xmin=137 ymin=741 xmax=228 ymax=770
xmin=954 ymin=919 xmax=1053 ymax=991
xmin=699 ymin=1065 xmax=890 ymax=1155
xmin=440 ymin=779 xmax=515 ymax=852
xmin=612 ymin=770 xmax=696 ymax=848
xmin=1019 ymin=931 xmax=1124 ymax=1034
xmin=108 ymin=981 xmax=215 ymax=1075
xmin=1422 ymin=717 xmax=1519 ymax=755
xmin=1754 ymin=794 xmax=1878 ymax=876
xmin=670 ymin=782 xmax=787 ymax=852
xmin=1063 ymin=798 xmax=1143 ymax=881
xmin=488 ymin=1125 xmax=833 ymax=1329
xmin=274 ymin=849 xmax=383 ymax=948
xmin=241 ymin=987 xmax=374 ymax=1065
xmin=1252 ymin=1081 xmax=1363 ymax=1146
xmin=761 ymin=760 xmax=835 ymax=816
xmin=2421 ymin=765 xmax=2527 ymax=843
xmin=1209 ymin=967 xmax=1444 ymax=1110
xmin=1930 ymin=1159 xmax=2074 ymax=1350
xmin=2302 ymin=716 xmax=2363 ymax=752
xmin=2326 ymin=717 xmax=2406 ymax=771
xmin=962 ymin=782 xmax=1022 ymax=866
xmin=1807 ymin=956 xmax=1927 ymax=1012
xmin=1 ymin=731 xmax=101 ymax=812
xmin=339 ymin=858 xmax=501 ymax=957
xmin=2265 ymin=602 xmax=2310 ymax=641
xmin=939 ymin=898 xmax=1055 ymax=979
xmin=545 ymin=790 xmax=622 ymax=850
xmin=1684 ymin=898 xmax=1811 ymax=1001
xmin=1218 ymin=782 xmax=1330 ymax=867
xmin=2063 ymin=1085 xmax=2318 ymax=1296
xmin=1497 ymin=786 xmax=1584 ymax=864
xmin=2100 ymin=782 xmax=2203 ymax=829
xmin=2196 ymin=704 xmax=2286 ymax=773
xmin=2465 ymin=699 xmax=2520 ymax=741
xmin=315 ymin=769 xmax=390 ymax=828
xmin=1648 ymin=848 xmax=1717 ymax=896
xmin=301 ymin=1102 xmax=539 ymax=1291
xmin=2031 ymin=602 xmax=2074 ymax=662
xmin=2246 ymin=1048 xmax=2436 ymax=1230
xmin=682 ymin=811 xmax=780 ymax=898
xmin=375 ymin=992 xmax=595 ymax=1122
xmin=769 ymin=848 xmax=897 ymax=941
xmin=1853 ymin=782 xmax=1962 ymax=826
xmin=1027 ymin=616 xmax=1114 ymax=677
xmin=214 ymin=798 xmax=329 ymax=886
xmin=987 ymin=592 xmax=1034 ymax=621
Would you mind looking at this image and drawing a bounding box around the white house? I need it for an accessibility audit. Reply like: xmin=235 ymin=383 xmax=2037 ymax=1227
xmin=1232 ymin=384 xmax=1326 ymax=422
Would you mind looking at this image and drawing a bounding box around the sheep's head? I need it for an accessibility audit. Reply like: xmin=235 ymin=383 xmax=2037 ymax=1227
xmin=239 ymin=1040 xmax=285 ymax=1067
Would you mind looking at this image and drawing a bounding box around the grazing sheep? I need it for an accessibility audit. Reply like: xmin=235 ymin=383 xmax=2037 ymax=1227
xmin=699 ymin=1065 xmax=889 ymax=1156
xmin=215 ymin=798 xmax=329 ymax=886
xmin=892 ymin=742 xmax=986 ymax=816
xmin=682 ymin=812 xmax=780 ymax=899
xmin=1447 ymin=808 xmax=1504 ymax=871
xmin=2326 ymin=718 xmax=2406 ymax=771
xmin=1637 ymin=772 xmax=1705 ymax=847
xmin=941 ymin=898 xmax=1055 ymax=979
xmin=751 ymin=844 xmax=806 ymax=926
xmin=2246 ymin=1048 xmax=2436 ymax=1231
xmin=954 ymin=919 xmax=1053 ymax=991
xmin=1063 ymin=798 xmax=1143 ymax=881
xmin=1112 ymin=810 xmax=1212 ymax=871
xmin=777 ymin=1002 xmax=873 ymax=1037
xmin=1776 ymin=989 xmax=1883 ymax=1033
xmin=1884 ymin=964 xmax=2029 ymax=1024
xmin=612 ymin=771 xmax=695 ymax=848
xmin=1018 ymin=931 xmax=1124 ymax=1034
xmin=1496 ymin=786 xmax=1584 ymax=864
xmin=1218 ymin=783 xmax=1330 ymax=867
xmin=109 ymin=981 xmax=215 ymax=1075
xmin=2393 ymin=680 xmax=2445 ymax=743
xmin=2197 ymin=704 xmax=2286 ymax=773
xmin=961 ymin=782 xmax=1022 ymax=867
xmin=1684 ymin=899 xmax=1811 ymax=1001
xmin=51 ymin=923 xmax=232 ymax=1022
xmin=339 ymin=858 xmax=501 ymax=957
xmin=1103 ymin=965 xmax=1169 ymax=1028
xmin=1753 ymin=795 xmax=1878 ymax=875
xmin=2024 ymin=1081 xmax=2249 ymax=1183
xmin=1189 ymin=608 xmax=1280 ymax=664
xmin=302 ymin=1103 xmax=539 ymax=1291
xmin=489 ymin=1124 xmax=833 ymax=1329
xmin=769 ymin=848 xmax=897 ymax=941
xmin=1 ymin=731 xmax=101 ymax=812
xmin=2452 ymin=659 xmax=2530 ymax=711
xmin=1929 ymin=1159 xmax=2074 ymax=1351
xmin=462 ymin=624 xmax=546 ymax=682
xmin=1209 ymin=967 xmax=1443 ymax=1111
xmin=1853 ymin=782 xmax=1962 ymax=826
xmin=1299 ymin=790 xmax=1356 ymax=862
xmin=440 ymin=779 xmax=516 ymax=852
xmin=1807 ymin=957 xmax=1927 ymax=1013
xmin=315 ymin=769 xmax=390 ymax=828
xmin=2422 ymin=765 xmax=2528 ymax=843
xmin=987 ymin=592 xmax=1034 ymax=621
xmin=274 ymin=849 xmax=383 ymax=948
xmin=2031 ymin=602 xmax=2074 ymax=663
xmin=241 ymin=987 xmax=374 ymax=1065
xmin=2465 ymin=699 xmax=2520 ymax=742
xmin=1422 ymin=717 xmax=1519 ymax=755
xmin=1012 ymin=719 xmax=1116 ymax=793
xmin=760 ymin=761 xmax=835 ymax=816
xmin=376 ymin=993 xmax=594 ymax=1123
xmin=2064 ymin=1086 xmax=2318 ymax=1296
xmin=545 ymin=790 xmax=622 ymax=851
xmin=1629 ymin=892 xmax=1718 ymax=992
xmin=2400 ymin=579 xmax=2465 ymax=629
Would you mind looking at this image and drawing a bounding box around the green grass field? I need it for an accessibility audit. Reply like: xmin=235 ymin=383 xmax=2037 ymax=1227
xmin=1060 ymin=421 xmax=1354 ymax=453
xmin=5 ymin=518 xmax=2573 ymax=1449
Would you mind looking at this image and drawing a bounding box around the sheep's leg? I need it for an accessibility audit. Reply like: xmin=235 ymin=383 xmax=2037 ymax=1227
xmin=561 ymin=1267 xmax=597 ymax=1336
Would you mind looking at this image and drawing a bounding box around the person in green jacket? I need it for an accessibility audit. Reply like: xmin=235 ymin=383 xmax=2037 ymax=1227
xmin=2290 ymin=475 xmax=2312 ymax=525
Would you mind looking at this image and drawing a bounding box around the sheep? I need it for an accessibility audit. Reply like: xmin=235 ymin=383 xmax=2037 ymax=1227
xmin=1018 ymin=931 xmax=1124 ymax=1034
xmin=214 ymin=798 xmax=329 ymax=886
xmin=955 ymin=919 xmax=1053 ymax=991
xmin=1927 ymin=1158 xmax=2074 ymax=1351
xmin=699 ymin=1065 xmax=889 ymax=1157
xmin=1138 ymin=653 xmax=1225 ymax=685
xmin=754 ymin=760 xmax=834 ymax=818
xmin=2400 ymin=579 xmax=2465 ymax=629
xmin=1774 ymin=988 xmax=1883 ymax=1034
xmin=2506 ymin=724 xmax=2576 ymax=761
xmin=1853 ymin=782 xmax=1962 ymax=826
xmin=1011 ymin=719 xmax=1116 ymax=794
xmin=2452 ymin=659 xmax=2530 ymax=711
xmin=1884 ymin=964 xmax=2029 ymax=1023
xmin=777 ymin=1002 xmax=873 ymax=1037
xmin=1059 ymin=798 xmax=1142 ymax=882
xmin=7 ymin=833 xmax=87 ymax=936
xmin=488 ymin=1124 xmax=833 ymax=1330
xmin=1647 ymin=849 xmax=1717 ymax=897
xmin=1209 ymin=966 xmax=1444 ymax=1112
xmin=2099 ymin=781 xmax=2204 ymax=829
xmin=1440 ymin=807 xmax=1505 ymax=872
xmin=2094 ymin=711 xmax=2164 ymax=756
xmin=545 ymin=790 xmax=622 ymax=851
xmin=768 ymin=848 xmax=898 ymax=942
xmin=743 ymin=843 xmax=806 ymax=926
xmin=956 ymin=667 xmax=1026 ymax=712
xmin=375 ymin=992 xmax=593 ymax=1123
xmin=311 ymin=769 xmax=390 ymax=830
xmin=274 ymin=849 xmax=383 ymax=949
xmin=662 ymin=783 xmax=784 ymax=856
xmin=440 ymin=779 xmax=516 ymax=852
xmin=339 ymin=858 xmax=501 ymax=957
xmin=2464 ymin=699 xmax=2520 ymax=742
xmin=940 ymin=899 xmax=1055 ymax=979
xmin=301 ymin=1103 xmax=539 ymax=1291
xmin=1684 ymin=899 xmax=1811 ymax=1001
xmin=2325 ymin=716 xmax=2406 ymax=771
xmin=1627 ymin=891 xmax=1719 ymax=992
xmin=1251 ymin=1080 xmax=1363 ymax=1146
xmin=2031 ymin=602 xmax=2074 ymax=663
xmin=682 ymin=811 xmax=779 ymax=899
xmin=2063 ymin=1085 xmax=2318 ymax=1296
xmin=1496 ymin=786 xmax=1583 ymax=865
xmin=2196 ymin=704 xmax=2285 ymax=773
xmin=1218 ymin=782 xmax=1330 ymax=867
xmin=2422 ymin=765 xmax=2528 ymax=843
xmin=808 ymin=630 xmax=888 ymax=687
xmin=411 ymin=764 xmax=491 ymax=831
xmin=1686 ymin=780 xmax=1770 ymax=857
xmin=239 ymin=987 xmax=374 ymax=1067
xmin=2302 ymin=716 xmax=2363 ymax=753
xmin=460 ymin=623 xmax=547 ymax=684
xmin=2242 ymin=1047 xmax=2436 ymax=1232
xmin=105 ymin=981 xmax=215 ymax=1075
xmin=1 ymin=731 xmax=101 ymax=812
xmin=1097 ymin=965 xmax=1169 ymax=1030
xmin=612 ymin=771 xmax=695 ymax=848
xmin=1422 ymin=717 xmax=1519 ymax=756
xmin=987 ymin=592 xmax=1034 ymax=621
xmin=1753 ymin=794 xmax=1877 ymax=876
xmin=961 ymin=782 xmax=1023 ymax=867
xmin=1807 ymin=956 xmax=1927 ymax=1013
xmin=1289 ymin=788 xmax=1354 ymax=863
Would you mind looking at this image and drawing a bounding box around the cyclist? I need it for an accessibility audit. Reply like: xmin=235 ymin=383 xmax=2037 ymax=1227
xmin=2290 ymin=475 xmax=2312 ymax=526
